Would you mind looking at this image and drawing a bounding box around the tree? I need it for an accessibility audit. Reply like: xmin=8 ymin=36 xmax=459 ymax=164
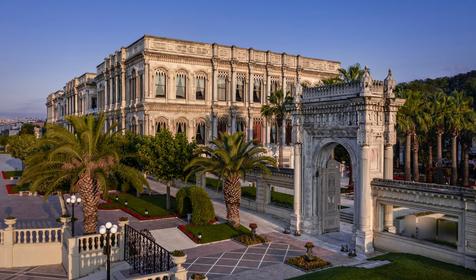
xmin=260 ymin=90 xmax=293 ymax=167
xmin=186 ymin=132 xmax=276 ymax=228
xmin=6 ymin=134 xmax=38 ymax=162
xmin=19 ymin=123 xmax=36 ymax=135
xmin=446 ymin=91 xmax=473 ymax=185
xmin=19 ymin=114 xmax=148 ymax=234
xmin=140 ymin=129 xmax=196 ymax=209
xmin=338 ymin=63 xmax=365 ymax=82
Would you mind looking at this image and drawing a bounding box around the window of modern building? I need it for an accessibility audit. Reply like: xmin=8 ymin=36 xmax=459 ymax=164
xmin=218 ymin=76 xmax=227 ymax=101
xmin=176 ymin=73 xmax=186 ymax=99
xmin=236 ymin=77 xmax=245 ymax=102
xmin=253 ymin=79 xmax=262 ymax=103
xmin=155 ymin=72 xmax=166 ymax=98
xmin=196 ymin=122 xmax=206 ymax=144
xmin=196 ymin=76 xmax=205 ymax=100
xmin=176 ymin=121 xmax=187 ymax=135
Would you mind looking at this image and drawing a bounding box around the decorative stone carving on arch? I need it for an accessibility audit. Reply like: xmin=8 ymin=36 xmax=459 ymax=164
xmin=290 ymin=69 xmax=404 ymax=255
xmin=155 ymin=116 xmax=168 ymax=133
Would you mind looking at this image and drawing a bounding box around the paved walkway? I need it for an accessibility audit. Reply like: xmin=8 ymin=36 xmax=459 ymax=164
xmin=150 ymin=227 xmax=197 ymax=251
xmin=0 ymin=265 xmax=67 ymax=280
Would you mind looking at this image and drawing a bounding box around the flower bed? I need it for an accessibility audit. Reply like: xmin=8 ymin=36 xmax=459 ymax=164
xmin=5 ymin=184 xmax=29 ymax=194
xmin=286 ymin=255 xmax=330 ymax=271
xmin=1 ymin=170 xmax=23 ymax=180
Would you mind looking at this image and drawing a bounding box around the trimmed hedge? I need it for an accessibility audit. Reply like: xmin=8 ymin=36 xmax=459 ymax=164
xmin=205 ymin=177 xmax=222 ymax=191
xmin=176 ymin=186 xmax=215 ymax=225
xmin=241 ymin=186 xmax=256 ymax=200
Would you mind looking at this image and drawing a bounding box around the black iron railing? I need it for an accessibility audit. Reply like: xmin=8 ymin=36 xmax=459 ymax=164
xmin=124 ymin=224 xmax=174 ymax=274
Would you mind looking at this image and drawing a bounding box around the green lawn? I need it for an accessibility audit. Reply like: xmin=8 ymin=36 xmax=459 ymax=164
xmin=271 ymin=190 xmax=293 ymax=208
xmin=288 ymin=253 xmax=476 ymax=280
xmin=205 ymin=177 xmax=222 ymax=191
xmin=107 ymin=193 xmax=175 ymax=217
xmin=184 ymin=223 xmax=251 ymax=243
xmin=242 ymin=186 xmax=256 ymax=200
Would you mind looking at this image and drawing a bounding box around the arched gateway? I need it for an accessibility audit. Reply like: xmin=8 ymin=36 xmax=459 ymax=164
xmin=290 ymin=68 xmax=405 ymax=254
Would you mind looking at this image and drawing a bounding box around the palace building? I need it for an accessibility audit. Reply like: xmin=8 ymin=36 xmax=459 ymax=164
xmin=46 ymin=35 xmax=340 ymax=166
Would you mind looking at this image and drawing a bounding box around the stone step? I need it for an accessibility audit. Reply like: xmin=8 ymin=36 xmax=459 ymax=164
xmin=340 ymin=212 xmax=354 ymax=224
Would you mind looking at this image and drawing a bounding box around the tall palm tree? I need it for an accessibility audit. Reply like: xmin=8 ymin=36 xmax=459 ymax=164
xmin=338 ymin=63 xmax=365 ymax=82
xmin=397 ymin=90 xmax=424 ymax=181
xmin=446 ymin=91 xmax=473 ymax=185
xmin=430 ymin=91 xmax=450 ymax=163
xmin=260 ymin=90 xmax=293 ymax=167
xmin=20 ymin=114 xmax=148 ymax=234
xmin=186 ymin=132 xmax=276 ymax=228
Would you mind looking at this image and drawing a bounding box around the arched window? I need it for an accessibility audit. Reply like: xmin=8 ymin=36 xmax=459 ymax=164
xmin=130 ymin=70 xmax=137 ymax=102
xmin=195 ymin=121 xmax=206 ymax=144
xmin=155 ymin=72 xmax=166 ymax=98
xmin=156 ymin=119 xmax=167 ymax=132
xmin=218 ymin=74 xmax=227 ymax=101
xmin=270 ymin=79 xmax=280 ymax=94
xmin=176 ymin=73 xmax=186 ymax=99
xmin=253 ymin=118 xmax=263 ymax=144
xmin=253 ymin=79 xmax=263 ymax=103
xmin=285 ymin=119 xmax=292 ymax=145
xmin=195 ymin=75 xmax=206 ymax=100
xmin=236 ymin=75 xmax=245 ymax=102
xmin=286 ymin=80 xmax=295 ymax=96
xmin=176 ymin=120 xmax=187 ymax=135
xmin=217 ymin=117 xmax=227 ymax=134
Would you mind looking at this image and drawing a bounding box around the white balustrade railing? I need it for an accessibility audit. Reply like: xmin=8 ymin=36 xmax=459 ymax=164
xmin=14 ymin=228 xmax=62 ymax=244
xmin=76 ymin=232 xmax=121 ymax=253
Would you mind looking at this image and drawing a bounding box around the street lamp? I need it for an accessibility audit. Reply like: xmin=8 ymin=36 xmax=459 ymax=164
xmin=66 ymin=194 xmax=81 ymax=237
xmin=99 ymin=222 xmax=118 ymax=280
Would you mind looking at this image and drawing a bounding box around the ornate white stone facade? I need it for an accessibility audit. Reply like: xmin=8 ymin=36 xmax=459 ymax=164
xmin=46 ymin=35 xmax=340 ymax=154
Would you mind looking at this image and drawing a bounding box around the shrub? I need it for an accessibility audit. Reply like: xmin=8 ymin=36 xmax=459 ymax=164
xmin=176 ymin=186 xmax=215 ymax=225
xmin=235 ymin=234 xmax=267 ymax=246
xmin=241 ymin=186 xmax=256 ymax=199
xmin=171 ymin=250 xmax=185 ymax=257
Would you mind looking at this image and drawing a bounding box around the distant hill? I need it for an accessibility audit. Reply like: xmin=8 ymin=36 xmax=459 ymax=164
xmin=397 ymin=70 xmax=476 ymax=106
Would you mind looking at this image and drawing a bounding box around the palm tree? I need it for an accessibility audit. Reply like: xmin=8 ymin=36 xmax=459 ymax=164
xmin=186 ymin=132 xmax=276 ymax=228
xmin=20 ymin=114 xmax=148 ymax=234
xmin=397 ymin=90 xmax=424 ymax=181
xmin=446 ymin=91 xmax=473 ymax=185
xmin=430 ymin=91 xmax=450 ymax=164
xmin=338 ymin=63 xmax=365 ymax=82
xmin=260 ymin=90 xmax=293 ymax=167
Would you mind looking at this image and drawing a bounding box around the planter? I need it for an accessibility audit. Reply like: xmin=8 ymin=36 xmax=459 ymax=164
xmin=171 ymin=254 xmax=187 ymax=271
xmin=4 ymin=217 xmax=17 ymax=228
xmin=190 ymin=274 xmax=208 ymax=280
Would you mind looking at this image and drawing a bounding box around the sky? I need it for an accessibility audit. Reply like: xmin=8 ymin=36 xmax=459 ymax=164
xmin=0 ymin=0 xmax=475 ymax=118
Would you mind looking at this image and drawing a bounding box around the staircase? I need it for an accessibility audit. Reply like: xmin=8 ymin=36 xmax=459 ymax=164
xmin=340 ymin=211 xmax=354 ymax=224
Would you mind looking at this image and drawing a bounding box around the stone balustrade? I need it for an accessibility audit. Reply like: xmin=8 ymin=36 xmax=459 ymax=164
xmin=303 ymin=81 xmax=361 ymax=102
xmin=130 ymin=271 xmax=174 ymax=280
xmin=14 ymin=227 xmax=62 ymax=244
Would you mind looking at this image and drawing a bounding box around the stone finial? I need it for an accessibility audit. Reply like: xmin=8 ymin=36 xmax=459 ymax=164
xmin=361 ymin=66 xmax=373 ymax=96
xmin=384 ymin=68 xmax=396 ymax=98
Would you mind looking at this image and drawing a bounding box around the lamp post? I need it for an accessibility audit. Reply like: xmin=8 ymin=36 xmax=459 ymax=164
xmin=66 ymin=194 xmax=81 ymax=237
xmin=99 ymin=222 xmax=118 ymax=280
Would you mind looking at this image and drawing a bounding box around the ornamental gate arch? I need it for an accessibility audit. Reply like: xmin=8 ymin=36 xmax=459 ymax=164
xmin=290 ymin=68 xmax=404 ymax=254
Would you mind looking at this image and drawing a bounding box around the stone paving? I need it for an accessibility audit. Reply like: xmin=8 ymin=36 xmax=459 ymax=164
xmin=184 ymin=242 xmax=305 ymax=279
xmin=0 ymin=265 xmax=67 ymax=280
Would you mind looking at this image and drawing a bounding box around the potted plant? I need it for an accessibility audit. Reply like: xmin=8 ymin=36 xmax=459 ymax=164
xmin=190 ymin=273 xmax=207 ymax=280
xmin=304 ymin=242 xmax=315 ymax=261
xmin=171 ymin=250 xmax=187 ymax=270
xmin=249 ymin=223 xmax=257 ymax=238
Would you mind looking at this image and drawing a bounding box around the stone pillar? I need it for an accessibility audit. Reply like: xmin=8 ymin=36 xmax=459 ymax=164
xmin=231 ymin=108 xmax=237 ymax=134
xmin=383 ymin=144 xmax=396 ymax=233
xmin=1 ymin=218 xmax=16 ymax=267
xmin=248 ymin=115 xmax=254 ymax=142
xmin=290 ymin=143 xmax=302 ymax=234
xmin=212 ymin=112 xmax=218 ymax=139
xmin=118 ymin=217 xmax=129 ymax=261
xmin=355 ymin=145 xmax=374 ymax=254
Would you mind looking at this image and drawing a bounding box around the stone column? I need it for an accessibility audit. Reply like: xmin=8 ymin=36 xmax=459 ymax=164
xmin=1 ymin=218 xmax=16 ymax=267
xmin=231 ymin=108 xmax=237 ymax=134
xmin=118 ymin=218 xmax=129 ymax=261
xmin=356 ymin=145 xmax=374 ymax=254
xmin=290 ymin=143 xmax=302 ymax=234
xmin=383 ymin=144 xmax=396 ymax=233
